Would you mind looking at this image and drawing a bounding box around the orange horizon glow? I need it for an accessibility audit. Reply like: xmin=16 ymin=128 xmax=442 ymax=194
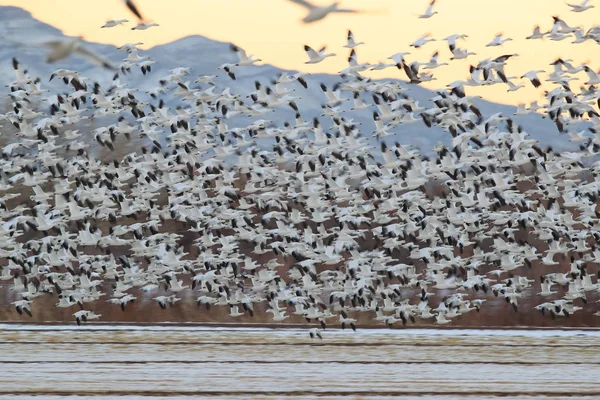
xmin=1 ymin=0 xmax=599 ymax=107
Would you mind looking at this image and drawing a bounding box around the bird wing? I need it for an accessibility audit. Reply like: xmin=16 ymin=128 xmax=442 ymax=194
xmin=75 ymin=46 xmax=115 ymax=69
xmin=230 ymin=43 xmax=248 ymax=61
xmin=334 ymin=8 xmax=359 ymax=13
xmin=287 ymin=0 xmax=316 ymax=9
xmin=426 ymin=0 xmax=436 ymax=13
xmin=304 ymin=45 xmax=319 ymax=58
xmin=123 ymin=0 xmax=144 ymax=21
xmin=41 ymin=40 xmax=64 ymax=50
xmin=348 ymin=49 xmax=357 ymax=66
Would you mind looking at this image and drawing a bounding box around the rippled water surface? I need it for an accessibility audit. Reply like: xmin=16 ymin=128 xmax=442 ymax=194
xmin=1 ymin=324 xmax=599 ymax=399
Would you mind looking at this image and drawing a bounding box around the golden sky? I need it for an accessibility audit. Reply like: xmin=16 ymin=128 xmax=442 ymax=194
xmin=2 ymin=0 xmax=599 ymax=106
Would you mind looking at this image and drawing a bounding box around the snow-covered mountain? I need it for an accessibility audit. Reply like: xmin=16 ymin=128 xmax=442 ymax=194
xmin=0 ymin=6 xmax=571 ymax=153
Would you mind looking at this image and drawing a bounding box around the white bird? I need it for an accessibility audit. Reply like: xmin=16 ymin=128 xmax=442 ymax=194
xmin=286 ymin=0 xmax=361 ymax=23
xmin=304 ymin=45 xmax=336 ymax=64
xmin=521 ymin=70 xmax=545 ymax=88
xmin=567 ymin=0 xmax=594 ymax=12
xmin=343 ymin=30 xmax=364 ymax=48
xmin=132 ymin=22 xmax=159 ymax=30
xmin=526 ymin=25 xmax=546 ymax=39
xmin=229 ymin=43 xmax=262 ymax=67
xmin=423 ymin=51 xmax=447 ymax=69
xmin=40 ymin=36 xmax=114 ymax=69
xmin=308 ymin=328 xmax=323 ymax=339
xmin=506 ymin=80 xmax=525 ymax=92
xmin=410 ymin=34 xmax=436 ymax=48
xmin=101 ymin=19 xmax=129 ymax=28
xmin=486 ymin=33 xmax=513 ymax=47
xmin=418 ymin=0 xmax=438 ymax=18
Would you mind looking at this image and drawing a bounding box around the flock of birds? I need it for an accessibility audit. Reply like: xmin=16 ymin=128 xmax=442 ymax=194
xmin=3 ymin=1 xmax=600 ymax=336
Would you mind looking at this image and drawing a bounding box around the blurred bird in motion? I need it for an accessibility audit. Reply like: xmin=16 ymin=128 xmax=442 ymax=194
xmin=123 ymin=0 xmax=144 ymax=21
xmin=286 ymin=0 xmax=361 ymax=23
xmin=36 ymin=36 xmax=115 ymax=69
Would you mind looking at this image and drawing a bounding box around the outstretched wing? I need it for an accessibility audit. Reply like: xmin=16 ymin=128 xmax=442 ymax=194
xmin=230 ymin=44 xmax=248 ymax=61
xmin=304 ymin=45 xmax=319 ymax=59
xmin=123 ymin=0 xmax=144 ymax=21
xmin=75 ymin=46 xmax=115 ymax=69
xmin=287 ymin=0 xmax=316 ymax=10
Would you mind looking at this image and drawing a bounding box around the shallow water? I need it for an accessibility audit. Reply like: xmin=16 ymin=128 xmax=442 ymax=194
xmin=1 ymin=325 xmax=599 ymax=399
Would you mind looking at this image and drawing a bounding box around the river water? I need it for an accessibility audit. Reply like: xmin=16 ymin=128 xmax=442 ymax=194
xmin=1 ymin=324 xmax=599 ymax=399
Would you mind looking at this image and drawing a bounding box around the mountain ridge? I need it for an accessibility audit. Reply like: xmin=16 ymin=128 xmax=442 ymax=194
xmin=0 ymin=6 xmax=572 ymax=153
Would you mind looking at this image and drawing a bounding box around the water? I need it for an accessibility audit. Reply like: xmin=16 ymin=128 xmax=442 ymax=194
xmin=1 ymin=324 xmax=600 ymax=399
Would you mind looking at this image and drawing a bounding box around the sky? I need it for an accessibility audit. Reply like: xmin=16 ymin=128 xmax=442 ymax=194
xmin=1 ymin=0 xmax=599 ymax=106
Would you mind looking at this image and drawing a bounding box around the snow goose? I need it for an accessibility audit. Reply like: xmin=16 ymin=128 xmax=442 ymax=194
xmin=387 ymin=51 xmax=411 ymax=66
xmin=410 ymin=33 xmax=435 ymax=48
xmin=12 ymin=300 xmax=32 ymax=317
xmin=343 ymin=30 xmax=364 ymax=48
xmin=230 ymin=44 xmax=261 ymax=66
xmin=132 ymin=22 xmax=159 ymax=30
xmin=41 ymin=36 xmax=114 ymax=69
xmin=486 ymin=33 xmax=513 ymax=47
xmin=423 ymin=51 xmax=447 ymax=69
xmin=304 ymin=45 xmax=336 ymax=64
xmin=287 ymin=0 xmax=360 ymax=23
xmin=538 ymin=278 xmax=558 ymax=296
xmin=340 ymin=49 xmax=370 ymax=74
xmin=73 ymin=310 xmax=101 ymax=325
xmin=450 ymin=47 xmax=476 ymax=60
xmin=444 ymin=33 xmax=468 ymax=52
xmin=418 ymin=0 xmax=438 ymax=18
xmin=582 ymin=66 xmax=600 ymax=85
xmin=526 ymin=25 xmax=546 ymax=39
xmin=101 ymin=19 xmax=129 ymax=28
xmin=521 ymin=70 xmax=544 ymax=88
xmin=505 ymin=80 xmax=525 ymax=92
xmin=435 ymin=312 xmax=451 ymax=324
xmin=308 ymin=328 xmax=323 ymax=339
xmin=339 ymin=310 xmax=357 ymax=331
xmin=567 ymin=0 xmax=594 ymax=12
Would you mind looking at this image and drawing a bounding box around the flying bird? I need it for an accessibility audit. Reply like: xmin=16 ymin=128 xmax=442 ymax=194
xmin=343 ymin=30 xmax=364 ymax=48
xmin=567 ymin=0 xmax=594 ymax=12
xmin=101 ymin=19 xmax=129 ymax=28
xmin=303 ymin=45 xmax=336 ymax=64
xmin=40 ymin=36 xmax=114 ymax=69
xmin=286 ymin=0 xmax=360 ymax=23
xmin=418 ymin=0 xmax=438 ymax=18
xmin=132 ymin=22 xmax=159 ymax=30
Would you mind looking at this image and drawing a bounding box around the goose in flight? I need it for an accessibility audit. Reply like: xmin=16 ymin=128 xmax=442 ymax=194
xmin=526 ymin=25 xmax=546 ymax=39
xmin=101 ymin=19 xmax=129 ymax=28
xmin=343 ymin=30 xmax=364 ymax=48
xmin=230 ymin=44 xmax=262 ymax=66
xmin=521 ymin=70 xmax=545 ymax=87
xmin=132 ymin=22 xmax=159 ymax=30
xmin=304 ymin=45 xmax=336 ymax=64
xmin=286 ymin=0 xmax=360 ymax=24
xmin=567 ymin=0 xmax=594 ymax=12
xmin=411 ymin=33 xmax=436 ymax=48
xmin=308 ymin=328 xmax=323 ymax=339
xmin=41 ymin=36 xmax=114 ymax=69
xmin=418 ymin=0 xmax=438 ymax=18
xmin=486 ymin=33 xmax=513 ymax=47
